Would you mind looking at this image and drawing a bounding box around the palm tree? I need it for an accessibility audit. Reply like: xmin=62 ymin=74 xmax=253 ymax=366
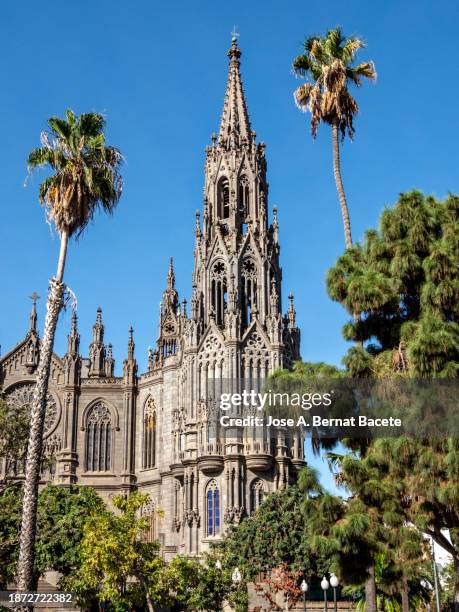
xmin=16 ymin=110 xmax=122 ymax=595
xmin=293 ymin=27 xmax=376 ymax=248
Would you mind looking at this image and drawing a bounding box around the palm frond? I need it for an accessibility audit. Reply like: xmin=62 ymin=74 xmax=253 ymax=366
xmin=342 ymin=37 xmax=365 ymax=63
xmin=325 ymin=27 xmax=344 ymax=58
xmin=27 ymin=110 xmax=123 ymax=238
xmin=79 ymin=113 xmax=105 ymax=137
xmin=27 ymin=147 xmax=56 ymax=169
xmin=48 ymin=116 xmax=71 ymax=140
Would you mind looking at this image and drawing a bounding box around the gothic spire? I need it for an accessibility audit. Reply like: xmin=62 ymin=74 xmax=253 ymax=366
xmin=127 ymin=326 xmax=135 ymax=359
xmin=88 ymin=307 xmax=106 ymax=377
xmin=288 ymin=292 xmax=297 ymax=329
xmin=67 ymin=311 xmax=80 ymax=355
xmin=167 ymin=257 xmax=175 ymax=290
xmin=218 ymin=34 xmax=252 ymax=148
xmin=123 ymin=326 xmax=137 ymax=384
xmin=28 ymin=292 xmax=40 ymax=335
xmin=92 ymin=306 xmax=104 ymax=344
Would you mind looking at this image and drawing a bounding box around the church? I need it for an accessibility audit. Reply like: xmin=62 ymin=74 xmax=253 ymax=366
xmin=0 ymin=36 xmax=304 ymax=557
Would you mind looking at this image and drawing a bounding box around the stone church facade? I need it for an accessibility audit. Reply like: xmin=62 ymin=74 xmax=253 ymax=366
xmin=0 ymin=37 xmax=304 ymax=557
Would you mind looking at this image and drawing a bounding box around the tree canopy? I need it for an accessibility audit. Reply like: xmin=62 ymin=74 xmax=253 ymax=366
xmin=327 ymin=191 xmax=459 ymax=376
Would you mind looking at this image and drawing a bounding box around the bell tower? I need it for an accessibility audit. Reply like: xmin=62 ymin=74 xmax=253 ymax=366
xmin=190 ymin=34 xmax=300 ymax=366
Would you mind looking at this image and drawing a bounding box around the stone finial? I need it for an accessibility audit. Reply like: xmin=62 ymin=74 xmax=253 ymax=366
xmin=167 ymin=257 xmax=175 ymax=289
xmin=288 ymin=292 xmax=296 ymax=328
xmin=195 ymin=210 xmax=201 ymax=239
xmin=28 ymin=291 xmax=40 ymax=334
xmin=92 ymin=307 xmax=104 ymax=343
xmin=67 ymin=311 xmax=80 ymax=355
xmin=128 ymin=326 xmax=135 ymax=359
xmin=105 ymin=342 xmax=115 ymax=376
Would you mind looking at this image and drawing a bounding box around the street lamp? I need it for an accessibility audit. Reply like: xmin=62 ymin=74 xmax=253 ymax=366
xmin=300 ymin=579 xmax=308 ymax=612
xmin=321 ymin=576 xmax=330 ymax=612
xmin=330 ymin=574 xmax=339 ymax=612
xmin=232 ymin=567 xmax=242 ymax=585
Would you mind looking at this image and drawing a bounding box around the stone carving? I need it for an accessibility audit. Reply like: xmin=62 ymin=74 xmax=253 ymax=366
xmin=6 ymin=382 xmax=58 ymax=437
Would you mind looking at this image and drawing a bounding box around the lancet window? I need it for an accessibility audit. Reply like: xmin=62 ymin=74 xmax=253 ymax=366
xmin=86 ymin=403 xmax=112 ymax=472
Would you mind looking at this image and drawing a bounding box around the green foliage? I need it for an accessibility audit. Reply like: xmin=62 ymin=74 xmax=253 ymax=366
xmin=63 ymin=492 xmax=236 ymax=611
xmin=327 ymin=191 xmax=459 ymax=377
xmin=342 ymin=552 xmax=431 ymax=611
xmin=219 ymin=472 xmax=320 ymax=581
xmin=62 ymin=491 xmax=162 ymax=609
xmin=0 ymin=483 xmax=103 ymax=588
xmin=27 ymin=109 xmax=123 ymax=238
xmin=293 ymin=27 xmax=376 ymax=139
xmin=0 ymin=394 xmax=29 ymax=486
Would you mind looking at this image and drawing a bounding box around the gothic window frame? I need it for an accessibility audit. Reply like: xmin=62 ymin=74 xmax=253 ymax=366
xmin=206 ymin=479 xmax=221 ymax=536
xmin=210 ymin=260 xmax=228 ymax=327
xmin=140 ymin=500 xmax=157 ymax=543
xmin=217 ymin=177 xmax=230 ymax=219
xmin=238 ymin=175 xmax=250 ymax=216
xmin=241 ymin=258 xmax=258 ymax=328
xmin=250 ymin=478 xmax=265 ymax=513
xmin=84 ymin=401 xmax=113 ymax=473
xmin=143 ymin=397 xmax=157 ymax=469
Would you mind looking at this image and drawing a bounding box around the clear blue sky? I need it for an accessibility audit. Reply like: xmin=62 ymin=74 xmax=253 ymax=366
xmin=1 ymin=1 xmax=458 ymax=492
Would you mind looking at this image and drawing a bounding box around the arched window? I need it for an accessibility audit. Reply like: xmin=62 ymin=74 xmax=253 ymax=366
xmin=217 ymin=178 xmax=230 ymax=219
xmin=143 ymin=398 xmax=156 ymax=469
xmin=238 ymin=175 xmax=250 ymax=216
xmin=86 ymin=403 xmax=112 ymax=472
xmin=140 ymin=501 xmax=157 ymax=543
xmin=211 ymin=261 xmax=227 ymax=326
xmin=241 ymin=259 xmax=258 ymax=329
xmin=250 ymin=479 xmax=264 ymax=513
xmin=206 ymin=480 xmax=220 ymax=536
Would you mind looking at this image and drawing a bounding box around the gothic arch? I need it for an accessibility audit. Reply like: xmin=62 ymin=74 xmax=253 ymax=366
xmin=242 ymin=328 xmax=271 ymax=381
xmin=241 ymin=257 xmax=258 ymax=329
xmin=4 ymin=381 xmax=61 ymax=439
xmin=217 ymin=176 xmax=230 ymax=219
xmin=84 ymin=401 xmax=113 ymax=472
xmin=143 ymin=396 xmax=157 ymax=469
xmin=205 ymin=478 xmax=221 ymax=536
xmin=250 ymin=478 xmax=265 ymax=513
xmin=210 ymin=259 xmax=228 ymax=326
xmin=140 ymin=498 xmax=159 ymax=543
xmin=238 ymin=174 xmax=250 ymax=216
xmin=80 ymin=397 xmax=120 ymax=432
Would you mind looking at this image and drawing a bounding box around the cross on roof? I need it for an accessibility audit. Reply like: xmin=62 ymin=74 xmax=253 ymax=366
xmin=231 ymin=25 xmax=239 ymax=42
xmin=29 ymin=291 xmax=40 ymax=305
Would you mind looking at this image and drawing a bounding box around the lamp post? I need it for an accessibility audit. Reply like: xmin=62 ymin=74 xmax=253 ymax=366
xmin=321 ymin=576 xmax=330 ymax=612
xmin=330 ymin=574 xmax=339 ymax=612
xmin=300 ymin=579 xmax=308 ymax=612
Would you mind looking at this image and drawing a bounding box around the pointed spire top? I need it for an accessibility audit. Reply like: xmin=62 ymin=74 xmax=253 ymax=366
xmin=167 ymin=257 xmax=175 ymax=289
xmin=67 ymin=310 xmax=80 ymax=355
xmin=288 ymin=292 xmax=296 ymax=328
xmin=218 ymin=31 xmax=252 ymax=147
xmin=92 ymin=306 xmax=104 ymax=344
xmin=195 ymin=210 xmax=201 ymax=238
xmin=128 ymin=326 xmax=135 ymax=359
xmin=28 ymin=292 xmax=40 ymax=333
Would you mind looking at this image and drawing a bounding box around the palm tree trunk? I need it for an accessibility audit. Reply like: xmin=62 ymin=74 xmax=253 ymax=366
xmin=16 ymin=230 xmax=68 ymax=604
xmin=364 ymin=565 xmax=377 ymax=612
xmin=332 ymin=121 xmax=363 ymax=345
xmin=332 ymin=121 xmax=352 ymax=249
